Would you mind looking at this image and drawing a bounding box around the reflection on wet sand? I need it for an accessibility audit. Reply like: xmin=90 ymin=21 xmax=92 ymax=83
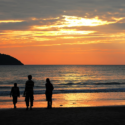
xmin=0 ymin=92 xmax=125 ymax=109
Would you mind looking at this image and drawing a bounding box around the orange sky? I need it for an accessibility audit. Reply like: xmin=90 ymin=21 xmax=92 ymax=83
xmin=0 ymin=0 xmax=125 ymax=65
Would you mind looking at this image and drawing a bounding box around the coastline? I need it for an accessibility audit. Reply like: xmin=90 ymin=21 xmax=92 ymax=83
xmin=1 ymin=106 xmax=125 ymax=125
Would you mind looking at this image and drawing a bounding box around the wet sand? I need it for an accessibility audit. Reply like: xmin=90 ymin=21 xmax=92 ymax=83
xmin=1 ymin=106 xmax=125 ymax=125
xmin=1 ymin=92 xmax=125 ymax=109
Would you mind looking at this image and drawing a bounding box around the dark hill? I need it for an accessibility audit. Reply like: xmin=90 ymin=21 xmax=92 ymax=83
xmin=0 ymin=54 xmax=24 ymax=65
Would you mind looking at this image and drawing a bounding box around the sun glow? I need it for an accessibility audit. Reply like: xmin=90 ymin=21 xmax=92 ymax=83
xmin=62 ymin=15 xmax=114 ymax=26
xmin=33 ymin=15 xmax=117 ymax=31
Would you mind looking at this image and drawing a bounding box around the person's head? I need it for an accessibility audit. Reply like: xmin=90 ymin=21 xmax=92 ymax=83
xmin=14 ymin=83 xmax=17 ymax=87
xmin=28 ymin=75 xmax=32 ymax=80
xmin=46 ymin=78 xmax=51 ymax=84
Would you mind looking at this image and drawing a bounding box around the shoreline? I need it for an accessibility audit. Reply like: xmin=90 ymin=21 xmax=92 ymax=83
xmin=1 ymin=106 xmax=125 ymax=125
xmin=1 ymin=105 xmax=125 ymax=110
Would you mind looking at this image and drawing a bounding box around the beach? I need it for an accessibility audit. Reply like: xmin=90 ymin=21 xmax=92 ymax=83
xmin=1 ymin=106 xmax=125 ymax=125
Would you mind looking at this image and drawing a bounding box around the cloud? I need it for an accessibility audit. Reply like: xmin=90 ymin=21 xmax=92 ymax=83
xmin=0 ymin=0 xmax=125 ymax=20
xmin=0 ymin=0 xmax=125 ymax=48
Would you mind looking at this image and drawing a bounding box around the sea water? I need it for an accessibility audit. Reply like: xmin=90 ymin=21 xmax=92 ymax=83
xmin=0 ymin=65 xmax=125 ymax=108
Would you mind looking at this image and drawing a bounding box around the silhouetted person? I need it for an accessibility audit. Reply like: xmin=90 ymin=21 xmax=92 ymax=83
xmin=45 ymin=78 xmax=54 ymax=109
xmin=24 ymin=75 xmax=34 ymax=110
xmin=10 ymin=83 xmax=20 ymax=109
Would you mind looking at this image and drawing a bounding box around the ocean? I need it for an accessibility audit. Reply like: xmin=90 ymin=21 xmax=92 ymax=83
xmin=0 ymin=65 xmax=125 ymax=108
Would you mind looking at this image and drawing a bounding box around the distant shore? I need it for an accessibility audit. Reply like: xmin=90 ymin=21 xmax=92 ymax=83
xmin=1 ymin=106 xmax=125 ymax=125
xmin=0 ymin=53 xmax=23 ymax=65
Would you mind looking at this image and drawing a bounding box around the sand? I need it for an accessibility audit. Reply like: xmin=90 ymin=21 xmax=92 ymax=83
xmin=1 ymin=106 xmax=125 ymax=125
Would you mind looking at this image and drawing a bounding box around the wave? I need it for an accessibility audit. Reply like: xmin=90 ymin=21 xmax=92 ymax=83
xmin=60 ymin=82 xmax=125 ymax=86
xmin=1 ymin=88 xmax=125 ymax=96
xmin=51 ymin=88 xmax=125 ymax=94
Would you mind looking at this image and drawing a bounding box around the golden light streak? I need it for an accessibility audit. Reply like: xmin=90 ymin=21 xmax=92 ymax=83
xmin=60 ymin=36 xmax=76 ymax=39
xmin=33 ymin=15 xmax=120 ymax=30
xmin=63 ymin=40 xmax=109 ymax=45
xmin=34 ymin=44 xmax=61 ymax=46
xmin=0 ymin=30 xmax=96 ymax=36
xmin=63 ymin=15 xmax=110 ymax=26
xmin=0 ymin=30 xmax=125 ymax=39
xmin=0 ymin=20 xmax=24 ymax=23
xmin=110 ymin=33 xmax=125 ymax=37
xmin=60 ymin=35 xmax=105 ymax=39
xmin=33 ymin=30 xmax=96 ymax=36
xmin=33 ymin=37 xmax=53 ymax=41
xmin=111 ymin=17 xmax=124 ymax=21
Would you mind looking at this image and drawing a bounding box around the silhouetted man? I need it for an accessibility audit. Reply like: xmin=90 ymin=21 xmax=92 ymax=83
xmin=10 ymin=83 xmax=20 ymax=109
xmin=24 ymin=75 xmax=34 ymax=110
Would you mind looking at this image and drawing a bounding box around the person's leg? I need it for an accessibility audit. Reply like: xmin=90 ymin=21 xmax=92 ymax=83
xmin=13 ymin=97 xmax=15 ymax=108
xmin=50 ymin=100 xmax=52 ymax=108
xmin=50 ymin=95 xmax=52 ymax=108
xmin=25 ymin=95 xmax=29 ymax=110
xmin=13 ymin=96 xmax=17 ymax=109
xmin=47 ymin=94 xmax=52 ymax=109
xmin=47 ymin=101 xmax=49 ymax=108
xmin=15 ymin=96 xmax=17 ymax=108
xmin=48 ymin=100 xmax=52 ymax=109
xmin=30 ymin=95 xmax=33 ymax=110
xmin=46 ymin=94 xmax=49 ymax=108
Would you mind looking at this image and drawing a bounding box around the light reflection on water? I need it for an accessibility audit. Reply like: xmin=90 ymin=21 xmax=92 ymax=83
xmin=0 ymin=65 xmax=125 ymax=83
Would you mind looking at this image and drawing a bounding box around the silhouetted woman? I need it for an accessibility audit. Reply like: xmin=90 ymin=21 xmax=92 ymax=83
xmin=45 ymin=78 xmax=54 ymax=109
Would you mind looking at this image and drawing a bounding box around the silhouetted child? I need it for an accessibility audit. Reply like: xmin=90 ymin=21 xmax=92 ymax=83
xmin=10 ymin=83 xmax=20 ymax=109
xmin=45 ymin=78 xmax=54 ymax=109
xmin=24 ymin=75 xmax=34 ymax=110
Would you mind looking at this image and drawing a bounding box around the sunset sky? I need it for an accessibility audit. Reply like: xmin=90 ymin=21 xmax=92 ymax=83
xmin=0 ymin=0 xmax=125 ymax=65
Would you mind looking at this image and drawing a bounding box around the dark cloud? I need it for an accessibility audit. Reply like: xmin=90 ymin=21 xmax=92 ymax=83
xmin=0 ymin=22 xmax=31 ymax=30
xmin=0 ymin=0 xmax=125 ymax=20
